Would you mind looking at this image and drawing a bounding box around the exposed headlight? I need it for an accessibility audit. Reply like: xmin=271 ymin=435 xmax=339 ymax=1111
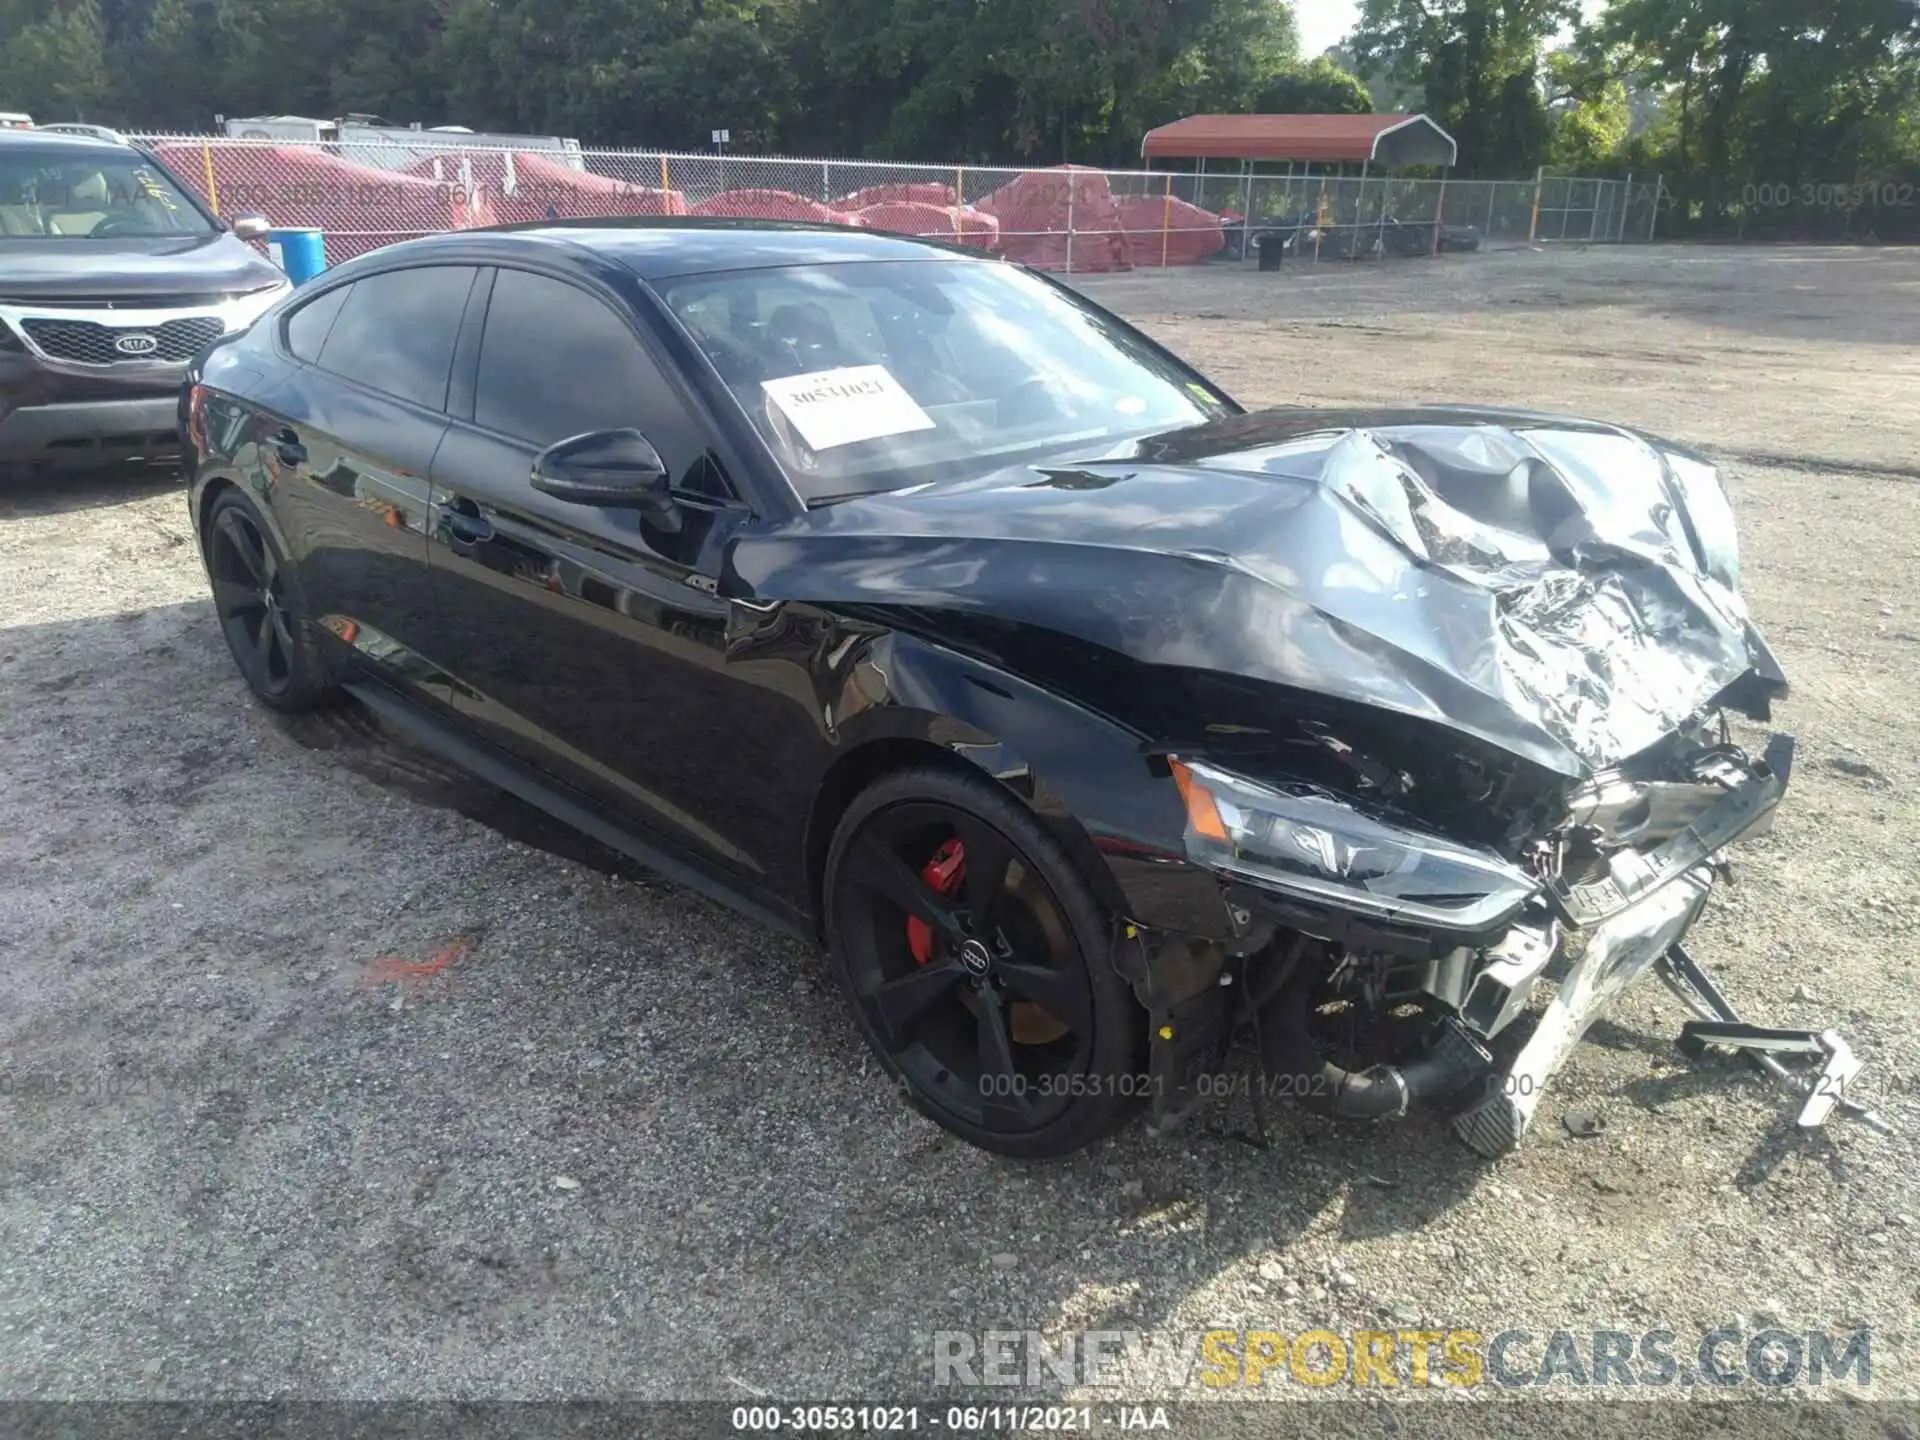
xmin=219 ymin=281 xmax=293 ymax=333
xmin=1170 ymin=758 xmax=1540 ymax=932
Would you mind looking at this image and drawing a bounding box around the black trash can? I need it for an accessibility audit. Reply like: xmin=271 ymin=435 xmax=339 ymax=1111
xmin=1254 ymin=231 xmax=1287 ymax=272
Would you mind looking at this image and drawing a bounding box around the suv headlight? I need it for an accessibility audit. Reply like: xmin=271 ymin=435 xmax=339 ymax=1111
xmin=1170 ymin=757 xmax=1540 ymax=932
xmin=219 ymin=281 xmax=293 ymax=333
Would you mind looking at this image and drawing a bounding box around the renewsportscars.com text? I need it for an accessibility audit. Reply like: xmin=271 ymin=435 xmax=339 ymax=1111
xmin=933 ymin=1326 xmax=1872 ymax=1390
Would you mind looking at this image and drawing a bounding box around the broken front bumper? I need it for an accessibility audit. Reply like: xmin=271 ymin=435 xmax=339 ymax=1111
xmin=1446 ymin=732 xmax=1881 ymax=1155
xmin=1454 ymin=863 xmax=1716 ymax=1155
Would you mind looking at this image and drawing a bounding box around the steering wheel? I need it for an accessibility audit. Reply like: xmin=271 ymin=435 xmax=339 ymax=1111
xmin=88 ymin=215 xmax=149 ymax=238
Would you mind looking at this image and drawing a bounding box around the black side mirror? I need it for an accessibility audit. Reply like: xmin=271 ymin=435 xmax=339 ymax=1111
xmin=531 ymin=429 xmax=681 ymax=530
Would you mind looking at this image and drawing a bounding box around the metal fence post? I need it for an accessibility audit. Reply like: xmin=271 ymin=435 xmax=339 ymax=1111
xmin=201 ymin=142 xmax=221 ymax=216
xmin=1357 ymin=160 xmax=1370 ymax=260
xmin=1486 ymin=180 xmax=1497 ymax=237
xmin=1240 ymin=161 xmax=1254 ymax=266
xmin=822 ymin=160 xmax=830 ymax=203
xmin=1306 ymin=161 xmax=1323 ymax=263
xmin=1648 ymin=175 xmax=1663 ymax=241
xmin=1589 ymin=181 xmax=1603 ymax=242
xmin=1065 ymin=173 xmax=1075 ymax=276
xmin=1161 ymin=172 xmax=1173 ymax=268
xmin=1619 ymin=173 xmax=1633 ymax=243
xmin=1528 ymin=166 xmax=1544 ymax=244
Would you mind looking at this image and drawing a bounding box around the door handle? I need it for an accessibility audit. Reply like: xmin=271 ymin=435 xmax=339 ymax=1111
xmin=439 ymin=498 xmax=495 ymax=547
xmin=271 ymin=428 xmax=306 ymax=468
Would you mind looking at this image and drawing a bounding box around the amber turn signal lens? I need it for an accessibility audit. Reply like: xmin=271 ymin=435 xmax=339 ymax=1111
xmin=1169 ymin=759 xmax=1229 ymax=843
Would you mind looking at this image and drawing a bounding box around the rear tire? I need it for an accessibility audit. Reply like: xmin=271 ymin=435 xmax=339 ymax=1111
xmin=824 ymin=765 xmax=1145 ymax=1158
xmin=203 ymin=489 xmax=336 ymax=713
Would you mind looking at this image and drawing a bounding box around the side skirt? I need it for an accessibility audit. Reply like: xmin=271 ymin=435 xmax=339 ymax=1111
xmin=343 ymin=680 xmax=808 ymax=941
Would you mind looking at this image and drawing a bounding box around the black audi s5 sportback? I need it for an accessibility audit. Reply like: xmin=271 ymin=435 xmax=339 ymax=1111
xmin=186 ymin=220 xmax=1861 ymax=1162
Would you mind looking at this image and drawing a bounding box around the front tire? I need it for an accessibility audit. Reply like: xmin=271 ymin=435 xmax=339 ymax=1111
xmin=203 ymin=489 xmax=336 ymax=713
xmin=824 ymin=765 xmax=1145 ymax=1158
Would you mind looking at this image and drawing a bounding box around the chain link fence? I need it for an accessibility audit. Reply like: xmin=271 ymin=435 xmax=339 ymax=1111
xmin=128 ymin=133 xmax=1651 ymax=273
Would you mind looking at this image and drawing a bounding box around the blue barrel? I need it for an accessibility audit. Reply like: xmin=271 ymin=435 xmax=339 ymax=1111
xmin=266 ymin=228 xmax=327 ymax=284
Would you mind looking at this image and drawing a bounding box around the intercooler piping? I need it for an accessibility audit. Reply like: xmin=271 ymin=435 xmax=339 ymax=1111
xmin=1260 ymin=953 xmax=1492 ymax=1121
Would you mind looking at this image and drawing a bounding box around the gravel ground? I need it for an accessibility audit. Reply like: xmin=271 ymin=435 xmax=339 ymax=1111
xmin=1 ymin=243 xmax=1917 ymax=1415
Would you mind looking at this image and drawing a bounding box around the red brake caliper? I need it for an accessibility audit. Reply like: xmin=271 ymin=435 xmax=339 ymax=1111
xmin=907 ymin=838 xmax=967 ymax=965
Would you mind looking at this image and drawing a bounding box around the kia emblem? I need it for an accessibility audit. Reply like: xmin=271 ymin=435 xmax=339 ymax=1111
xmin=114 ymin=332 xmax=160 ymax=356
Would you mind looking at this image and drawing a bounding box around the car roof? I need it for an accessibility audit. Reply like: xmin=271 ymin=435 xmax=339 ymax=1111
xmin=407 ymin=218 xmax=979 ymax=281
xmin=0 ymin=128 xmax=134 ymax=157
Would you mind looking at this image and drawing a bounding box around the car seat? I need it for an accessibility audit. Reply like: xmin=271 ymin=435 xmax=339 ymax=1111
xmin=766 ymin=302 xmax=843 ymax=372
xmin=48 ymin=171 xmax=110 ymax=234
xmin=0 ymin=175 xmax=42 ymax=235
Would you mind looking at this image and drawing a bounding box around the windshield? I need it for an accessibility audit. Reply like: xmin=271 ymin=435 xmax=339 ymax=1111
xmin=660 ymin=259 xmax=1232 ymax=501
xmin=0 ymin=151 xmax=214 ymax=238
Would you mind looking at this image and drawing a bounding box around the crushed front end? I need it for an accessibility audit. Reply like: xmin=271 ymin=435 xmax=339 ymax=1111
xmin=1083 ymin=414 xmax=1891 ymax=1153
xmin=1129 ymin=707 xmax=1892 ymax=1155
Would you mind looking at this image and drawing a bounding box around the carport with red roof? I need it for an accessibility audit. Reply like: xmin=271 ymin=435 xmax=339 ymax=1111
xmin=1142 ymin=113 xmax=1458 ymax=168
xmin=1139 ymin=112 xmax=1459 ymax=261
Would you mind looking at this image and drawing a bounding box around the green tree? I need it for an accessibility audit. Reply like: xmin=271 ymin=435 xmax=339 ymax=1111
xmin=0 ymin=0 xmax=112 ymax=122
xmin=1600 ymin=0 xmax=1920 ymax=225
xmin=1351 ymin=0 xmax=1577 ymax=174
xmin=1326 ymin=41 xmax=1426 ymax=110
xmin=1109 ymin=0 xmax=1305 ymax=158
xmin=1546 ymin=39 xmax=1630 ymax=170
xmin=123 ymin=0 xmax=232 ymax=129
xmin=1254 ymin=56 xmax=1375 ymax=114
xmin=774 ymin=0 xmax=1320 ymax=164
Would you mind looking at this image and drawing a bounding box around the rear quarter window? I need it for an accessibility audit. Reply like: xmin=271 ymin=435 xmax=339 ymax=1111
xmin=283 ymin=285 xmax=350 ymax=363
xmin=314 ymin=265 xmax=478 ymax=412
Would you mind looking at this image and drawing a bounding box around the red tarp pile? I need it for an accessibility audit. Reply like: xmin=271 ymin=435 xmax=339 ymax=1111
xmin=1113 ymin=194 xmax=1226 ymax=266
xmin=853 ymin=200 xmax=999 ymax=250
xmin=152 ymin=143 xmax=497 ymax=262
xmin=976 ymin=165 xmax=1132 ymax=272
xmin=401 ymin=150 xmax=686 ymax=222
xmin=687 ymin=189 xmax=854 ymax=224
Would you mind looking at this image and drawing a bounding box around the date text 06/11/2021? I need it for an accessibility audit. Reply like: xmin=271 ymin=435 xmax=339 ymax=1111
xmin=730 ymin=1405 xmax=1171 ymax=1432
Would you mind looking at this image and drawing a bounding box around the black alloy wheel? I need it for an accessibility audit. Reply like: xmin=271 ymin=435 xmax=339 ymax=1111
xmin=825 ymin=766 xmax=1145 ymax=1158
xmin=204 ymin=490 xmax=335 ymax=712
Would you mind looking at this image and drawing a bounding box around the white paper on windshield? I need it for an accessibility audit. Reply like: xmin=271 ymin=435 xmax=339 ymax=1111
xmin=761 ymin=366 xmax=936 ymax=452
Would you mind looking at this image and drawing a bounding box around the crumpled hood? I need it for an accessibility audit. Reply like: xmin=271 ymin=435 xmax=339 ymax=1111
xmin=726 ymin=406 xmax=1787 ymax=778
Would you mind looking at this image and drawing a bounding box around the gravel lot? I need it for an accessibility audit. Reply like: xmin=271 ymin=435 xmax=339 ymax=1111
xmin=2 ymin=243 xmax=1917 ymax=1412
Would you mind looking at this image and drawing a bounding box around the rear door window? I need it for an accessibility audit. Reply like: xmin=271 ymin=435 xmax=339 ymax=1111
xmin=315 ymin=265 xmax=478 ymax=411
